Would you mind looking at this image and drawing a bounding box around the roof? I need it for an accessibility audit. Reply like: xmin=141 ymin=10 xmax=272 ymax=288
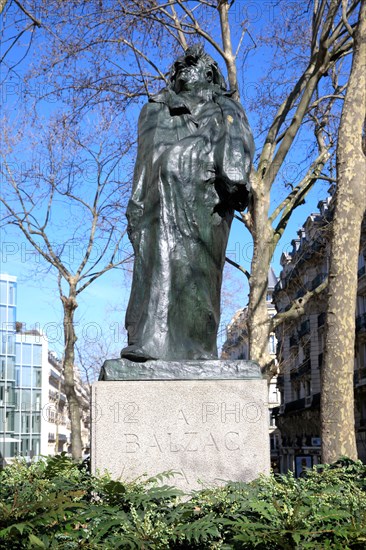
xmin=268 ymin=267 xmax=278 ymax=289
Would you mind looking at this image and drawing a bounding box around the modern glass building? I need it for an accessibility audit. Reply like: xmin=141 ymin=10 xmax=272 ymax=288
xmin=15 ymin=328 xmax=49 ymax=459
xmin=0 ymin=274 xmax=49 ymax=466
xmin=0 ymin=274 xmax=18 ymax=464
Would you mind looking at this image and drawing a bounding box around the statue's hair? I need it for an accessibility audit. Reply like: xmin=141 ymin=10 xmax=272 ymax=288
xmin=169 ymin=44 xmax=227 ymax=91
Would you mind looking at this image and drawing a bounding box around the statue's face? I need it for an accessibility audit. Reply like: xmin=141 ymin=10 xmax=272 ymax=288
xmin=173 ymin=58 xmax=213 ymax=93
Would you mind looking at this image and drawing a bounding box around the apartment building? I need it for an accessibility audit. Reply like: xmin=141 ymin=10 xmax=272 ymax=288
xmin=272 ymin=196 xmax=366 ymax=474
xmin=221 ymin=268 xmax=281 ymax=471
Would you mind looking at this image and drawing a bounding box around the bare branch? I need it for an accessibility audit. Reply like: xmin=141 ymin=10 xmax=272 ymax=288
xmin=13 ymin=0 xmax=41 ymax=27
xmin=271 ymin=278 xmax=328 ymax=330
xmin=342 ymin=0 xmax=356 ymax=36
xmin=168 ymin=0 xmax=188 ymax=50
xmin=225 ymin=256 xmax=250 ymax=280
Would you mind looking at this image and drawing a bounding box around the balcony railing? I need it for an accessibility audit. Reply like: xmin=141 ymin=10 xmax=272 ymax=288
xmin=290 ymin=359 xmax=311 ymax=381
xmin=278 ymin=392 xmax=321 ymax=415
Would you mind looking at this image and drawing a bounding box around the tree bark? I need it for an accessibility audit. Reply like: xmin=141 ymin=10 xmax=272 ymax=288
xmin=321 ymin=0 xmax=366 ymax=463
xmin=247 ymin=172 xmax=275 ymax=376
xmin=62 ymin=291 xmax=83 ymax=460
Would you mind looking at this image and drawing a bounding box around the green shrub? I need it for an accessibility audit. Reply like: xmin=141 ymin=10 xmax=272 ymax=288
xmin=1 ymin=455 xmax=366 ymax=549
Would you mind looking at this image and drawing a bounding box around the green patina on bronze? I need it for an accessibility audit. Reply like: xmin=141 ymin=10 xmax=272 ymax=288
xmin=100 ymin=359 xmax=261 ymax=381
xmin=121 ymin=45 xmax=254 ymax=362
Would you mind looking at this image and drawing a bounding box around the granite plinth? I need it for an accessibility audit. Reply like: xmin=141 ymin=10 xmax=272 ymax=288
xmin=92 ymin=360 xmax=270 ymax=491
xmin=99 ymin=358 xmax=262 ymax=380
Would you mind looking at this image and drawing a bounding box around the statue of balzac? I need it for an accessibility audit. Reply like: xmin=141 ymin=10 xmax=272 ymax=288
xmin=121 ymin=45 xmax=254 ymax=362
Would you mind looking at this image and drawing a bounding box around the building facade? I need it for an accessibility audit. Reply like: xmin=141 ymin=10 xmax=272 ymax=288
xmin=221 ymin=268 xmax=281 ymax=471
xmin=47 ymin=351 xmax=90 ymax=457
xmin=0 ymin=274 xmax=18 ymax=464
xmin=0 ymin=273 xmax=90 ymax=466
xmin=273 ymin=197 xmax=366 ymax=474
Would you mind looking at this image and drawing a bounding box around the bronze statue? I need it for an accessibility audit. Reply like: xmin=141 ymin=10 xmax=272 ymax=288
xmin=121 ymin=45 xmax=254 ymax=362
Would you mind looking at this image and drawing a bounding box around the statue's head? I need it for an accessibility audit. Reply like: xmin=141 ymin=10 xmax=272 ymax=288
xmin=169 ymin=44 xmax=226 ymax=93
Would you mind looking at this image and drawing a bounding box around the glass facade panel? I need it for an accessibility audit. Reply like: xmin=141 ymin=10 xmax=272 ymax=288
xmin=21 ymin=365 xmax=32 ymax=387
xmin=22 ymin=344 xmax=32 ymax=365
xmin=33 ymin=368 xmax=41 ymax=388
xmin=20 ymin=389 xmax=32 ymax=409
xmin=34 ymin=391 xmax=41 ymax=411
xmin=21 ymin=413 xmax=31 ymax=433
xmin=0 ymin=305 xmax=6 ymax=324
xmin=0 ymin=281 xmax=7 ymax=304
xmin=13 ymin=412 xmax=21 ymax=433
xmin=0 ymin=356 xmax=5 ymax=379
xmin=7 ymin=385 xmax=15 ymax=406
xmin=21 ymin=437 xmax=31 ymax=455
xmin=6 ymin=356 xmax=15 ymax=379
xmin=32 ymin=414 xmax=41 ymax=433
xmin=33 ymin=345 xmax=42 ymax=366
xmin=7 ymin=307 xmax=15 ymax=326
xmin=8 ymin=284 xmax=16 ymax=305
xmin=16 ymin=343 xmax=21 ymax=363
xmin=8 ymin=334 xmax=15 ymax=355
xmin=1 ymin=334 xmax=6 ymax=354
xmin=32 ymin=437 xmax=40 ymax=456
xmin=6 ymin=411 xmax=14 ymax=431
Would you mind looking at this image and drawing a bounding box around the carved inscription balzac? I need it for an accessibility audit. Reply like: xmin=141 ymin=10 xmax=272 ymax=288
xmin=104 ymin=401 xmax=262 ymax=455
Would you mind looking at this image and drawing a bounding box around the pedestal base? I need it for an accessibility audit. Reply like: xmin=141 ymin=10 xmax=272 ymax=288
xmin=91 ymin=360 xmax=270 ymax=491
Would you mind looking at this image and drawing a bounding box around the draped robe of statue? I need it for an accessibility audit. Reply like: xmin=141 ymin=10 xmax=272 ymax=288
xmin=122 ymin=83 xmax=254 ymax=362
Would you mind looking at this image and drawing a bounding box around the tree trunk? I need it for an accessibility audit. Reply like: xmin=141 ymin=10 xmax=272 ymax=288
xmin=248 ymin=173 xmax=274 ymax=375
xmin=321 ymin=0 xmax=366 ymax=463
xmin=62 ymin=290 xmax=83 ymax=460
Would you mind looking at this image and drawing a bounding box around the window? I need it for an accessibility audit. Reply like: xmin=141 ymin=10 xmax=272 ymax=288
xmin=33 ymin=368 xmax=41 ymax=388
xmin=6 ymin=411 xmax=14 ymax=431
xmin=6 ymin=356 xmax=15 ymax=380
xmin=33 ymin=345 xmax=42 ymax=366
xmin=34 ymin=391 xmax=41 ymax=411
xmin=0 ymin=281 xmax=7 ymax=304
xmin=15 ymin=365 xmax=20 ymax=385
xmin=20 ymin=389 xmax=32 ymax=409
xmin=32 ymin=414 xmax=41 ymax=433
xmin=21 ymin=414 xmax=31 ymax=433
xmin=21 ymin=344 xmax=32 ymax=365
xmin=8 ymin=283 xmax=16 ymax=305
xmin=268 ymin=334 xmax=276 ymax=355
xmin=16 ymin=343 xmax=21 ymax=363
xmin=0 ymin=305 xmax=6 ymax=324
xmin=269 ymin=410 xmax=276 ymax=427
xmin=0 ymin=306 xmax=15 ymax=326
xmin=21 ymin=366 xmax=32 ymax=387
xmin=21 ymin=437 xmax=31 ymax=455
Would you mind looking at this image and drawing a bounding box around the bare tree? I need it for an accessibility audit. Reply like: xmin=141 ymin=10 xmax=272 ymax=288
xmin=321 ymin=0 xmax=366 ymax=463
xmin=0 ymin=115 xmax=132 ymax=459
xmin=0 ymin=0 xmax=41 ymax=70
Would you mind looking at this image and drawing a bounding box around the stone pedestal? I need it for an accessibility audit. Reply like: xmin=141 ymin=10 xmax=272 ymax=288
xmin=91 ymin=359 xmax=270 ymax=491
